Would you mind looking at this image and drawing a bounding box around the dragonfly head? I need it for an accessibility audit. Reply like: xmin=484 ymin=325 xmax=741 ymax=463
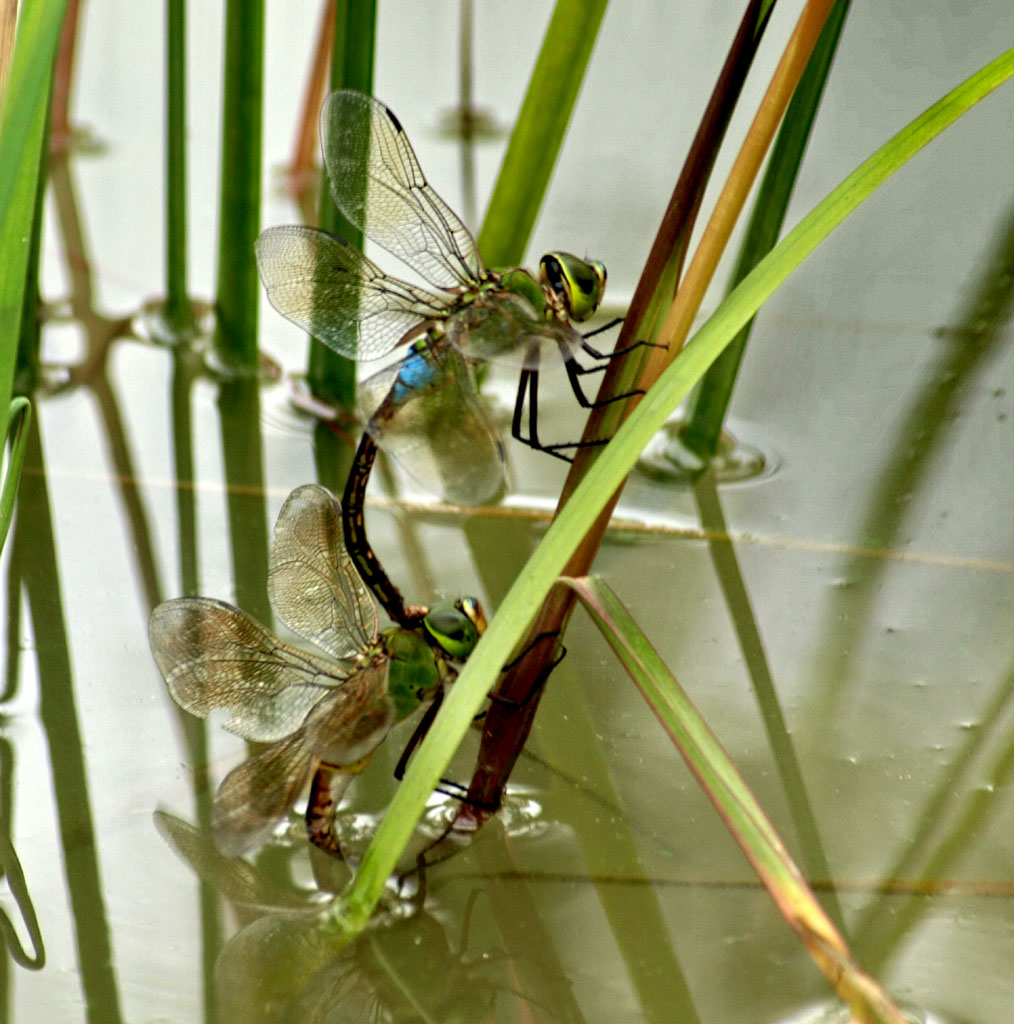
xmin=539 ymin=252 xmax=607 ymax=322
xmin=423 ymin=596 xmax=487 ymax=660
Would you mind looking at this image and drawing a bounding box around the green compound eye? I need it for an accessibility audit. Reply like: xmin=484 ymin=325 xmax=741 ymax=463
xmin=539 ymin=251 xmax=607 ymax=322
xmin=424 ymin=596 xmax=487 ymax=660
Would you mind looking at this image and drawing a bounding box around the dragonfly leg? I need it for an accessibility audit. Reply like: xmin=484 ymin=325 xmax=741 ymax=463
xmin=511 ymin=367 xmax=575 ymax=464
xmin=579 ymin=318 xmax=663 ymax=360
xmin=489 ymin=635 xmax=568 ymax=711
xmin=501 ymin=630 xmax=565 ymax=672
xmin=393 ymin=689 xmax=483 ymax=799
xmin=511 ymin=341 xmax=651 ymax=461
xmin=394 ymin=688 xmax=444 ymax=781
xmin=305 ymin=764 xmax=356 ymax=858
xmin=508 ymin=357 xmax=634 ymax=460
xmin=562 ymin=352 xmax=644 ymax=410
xmin=579 ymin=315 xmax=624 ymax=343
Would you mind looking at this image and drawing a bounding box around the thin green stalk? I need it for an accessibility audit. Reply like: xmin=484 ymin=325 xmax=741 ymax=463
xmin=306 ymin=0 xmax=375 ymax=407
xmin=340 ymin=46 xmax=1014 ymax=931
xmin=681 ymin=0 xmax=852 ymax=458
xmin=218 ymin=377 xmax=271 ymax=626
xmin=477 ymin=0 xmax=609 ymax=267
xmin=213 ymin=0 xmax=264 ymax=368
xmin=165 ymin=0 xmax=193 ymax=334
xmin=0 ymin=0 xmax=68 ymax=418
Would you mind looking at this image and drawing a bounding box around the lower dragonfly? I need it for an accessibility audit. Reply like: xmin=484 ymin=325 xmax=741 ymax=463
xmin=149 ymin=484 xmax=486 ymax=858
xmin=257 ymin=89 xmax=641 ymax=505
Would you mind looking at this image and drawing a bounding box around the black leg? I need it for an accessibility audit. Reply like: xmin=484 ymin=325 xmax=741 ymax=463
xmin=563 ymin=352 xmax=644 ymax=410
xmin=489 ymin=636 xmax=568 ymax=712
xmin=394 ymin=688 xmax=445 ymax=781
xmin=580 ymin=316 xmax=624 ymax=342
xmin=510 ymin=362 xmax=575 ymax=462
xmin=578 ymin=318 xmax=662 ymax=361
xmin=580 ymin=335 xmax=661 ymax=360
xmin=392 ymin=689 xmax=477 ymax=800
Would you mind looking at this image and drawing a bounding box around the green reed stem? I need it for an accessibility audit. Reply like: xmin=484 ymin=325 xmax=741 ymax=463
xmin=0 ymin=0 xmax=67 ymax=417
xmin=307 ymin=0 xmax=376 ymax=406
xmin=213 ymin=0 xmax=264 ymax=368
xmin=680 ymin=0 xmax=852 ymax=458
xmin=477 ymin=0 xmax=609 ymax=267
xmin=164 ymin=0 xmax=193 ymax=334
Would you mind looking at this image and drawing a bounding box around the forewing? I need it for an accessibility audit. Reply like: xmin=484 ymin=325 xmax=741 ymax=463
xmin=212 ymin=733 xmax=316 ymax=857
xmin=358 ymin=342 xmax=506 ymax=506
xmin=255 ymin=225 xmax=447 ymax=360
xmin=149 ymin=598 xmax=340 ymax=742
xmin=447 ymin=288 xmax=582 ymax=370
xmin=301 ymin=662 xmax=396 ymax=767
xmin=321 ymin=90 xmax=479 ymax=290
xmin=268 ymin=484 xmax=380 ymax=661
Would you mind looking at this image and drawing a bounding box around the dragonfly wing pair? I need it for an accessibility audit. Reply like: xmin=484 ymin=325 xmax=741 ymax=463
xmin=149 ymin=486 xmax=399 ymax=856
xmin=357 ymin=340 xmax=506 ymax=505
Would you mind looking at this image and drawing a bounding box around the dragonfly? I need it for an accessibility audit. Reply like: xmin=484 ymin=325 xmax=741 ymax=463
xmin=149 ymin=483 xmax=486 ymax=858
xmin=256 ymin=89 xmax=637 ymax=505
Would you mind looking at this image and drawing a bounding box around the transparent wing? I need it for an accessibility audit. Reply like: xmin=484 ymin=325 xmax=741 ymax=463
xmin=321 ymin=90 xmax=479 ymax=290
xmin=268 ymin=484 xmax=380 ymax=661
xmin=358 ymin=340 xmax=506 ymax=506
xmin=446 ymin=288 xmax=583 ymax=370
xmin=211 ymin=732 xmax=316 ymax=857
xmin=255 ymin=225 xmax=449 ymax=360
xmin=301 ymin=663 xmax=396 ymax=767
xmin=153 ymin=811 xmax=310 ymax=911
xmin=149 ymin=598 xmax=343 ymax=742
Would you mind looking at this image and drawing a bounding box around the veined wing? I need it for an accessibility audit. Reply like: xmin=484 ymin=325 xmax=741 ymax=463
xmin=212 ymin=664 xmax=395 ymax=857
xmin=212 ymin=732 xmax=316 ymax=857
xmin=301 ymin=664 xmax=396 ymax=767
xmin=358 ymin=340 xmax=506 ymax=506
xmin=322 ymin=90 xmax=479 ymax=291
xmin=268 ymin=484 xmax=380 ymax=661
xmin=255 ymin=225 xmax=448 ymax=360
xmin=149 ymin=598 xmax=345 ymax=743
xmin=446 ymin=287 xmax=583 ymax=370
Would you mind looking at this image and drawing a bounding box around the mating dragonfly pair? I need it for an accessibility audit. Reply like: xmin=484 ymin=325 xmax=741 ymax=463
xmin=151 ymin=91 xmax=630 ymax=858
xmin=257 ymin=89 xmax=633 ymax=505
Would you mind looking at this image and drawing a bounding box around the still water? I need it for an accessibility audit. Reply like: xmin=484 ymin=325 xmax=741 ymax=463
xmin=5 ymin=2 xmax=1014 ymax=1021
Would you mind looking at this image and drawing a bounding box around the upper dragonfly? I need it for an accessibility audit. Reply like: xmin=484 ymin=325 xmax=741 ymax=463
xmin=256 ymin=90 xmax=615 ymax=504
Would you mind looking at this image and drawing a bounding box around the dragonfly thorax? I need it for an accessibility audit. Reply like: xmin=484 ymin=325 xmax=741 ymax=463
xmin=382 ymin=628 xmax=442 ymax=719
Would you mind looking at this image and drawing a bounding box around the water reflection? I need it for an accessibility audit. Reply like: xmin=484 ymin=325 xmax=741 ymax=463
xmin=808 ymin=203 xmax=1014 ymax=729
xmin=12 ymin=422 xmax=123 ymax=1022
xmin=157 ymin=811 xmax=585 ymax=1024
xmin=692 ymin=468 xmax=845 ymax=932
xmin=0 ymin=746 xmax=44 ymax=971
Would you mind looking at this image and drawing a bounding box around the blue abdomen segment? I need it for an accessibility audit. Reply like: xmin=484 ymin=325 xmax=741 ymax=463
xmin=390 ymin=349 xmax=439 ymax=405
